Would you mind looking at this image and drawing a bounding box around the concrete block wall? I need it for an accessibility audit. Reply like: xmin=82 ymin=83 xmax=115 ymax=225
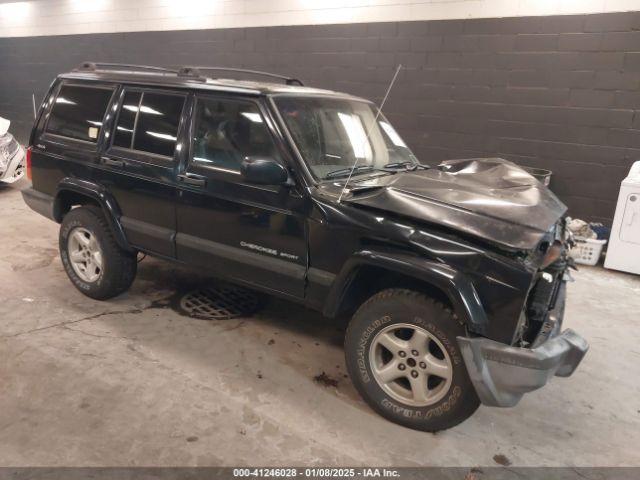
xmin=1 ymin=10 xmax=640 ymax=223
xmin=2 ymin=1 xmax=640 ymax=38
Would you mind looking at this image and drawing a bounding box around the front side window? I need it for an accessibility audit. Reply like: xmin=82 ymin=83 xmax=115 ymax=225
xmin=46 ymin=84 xmax=114 ymax=142
xmin=192 ymin=97 xmax=281 ymax=173
xmin=112 ymin=90 xmax=185 ymax=158
xmin=275 ymin=96 xmax=417 ymax=180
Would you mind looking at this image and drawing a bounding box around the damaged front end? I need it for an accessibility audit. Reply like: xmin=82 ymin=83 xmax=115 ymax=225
xmin=457 ymin=221 xmax=589 ymax=407
xmin=315 ymin=150 xmax=589 ymax=408
xmin=0 ymin=118 xmax=26 ymax=184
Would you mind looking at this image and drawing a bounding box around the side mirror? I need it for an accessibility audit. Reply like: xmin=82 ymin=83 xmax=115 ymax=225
xmin=241 ymin=157 xmax=290 ymax=186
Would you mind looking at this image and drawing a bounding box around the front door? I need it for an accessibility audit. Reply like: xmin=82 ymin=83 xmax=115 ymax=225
xmin=175 ymin=94 xmax=307 ymax=299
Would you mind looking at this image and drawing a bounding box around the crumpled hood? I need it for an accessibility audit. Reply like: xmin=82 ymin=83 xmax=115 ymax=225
xmin=334 ymin=158 xmax=567 ymax=250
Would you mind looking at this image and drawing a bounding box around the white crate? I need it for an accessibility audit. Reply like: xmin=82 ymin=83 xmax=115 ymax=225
xmin=570 ymin=237 xmax=607 ymax=266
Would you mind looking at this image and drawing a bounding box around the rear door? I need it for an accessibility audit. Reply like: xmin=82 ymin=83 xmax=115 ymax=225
xmin=175 ymin=94 xmax=308 ymax=299
xmin=100 ymin=87 xmax=188 ymax=257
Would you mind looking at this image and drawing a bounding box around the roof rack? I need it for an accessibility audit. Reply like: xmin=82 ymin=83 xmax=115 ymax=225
xmin=74 ymin=62 xmax=305 ymax=87
xmin=177 ymin=66 xmax=304 ymax=86
xmin=75 ymin=62 xmax=179 ymax=75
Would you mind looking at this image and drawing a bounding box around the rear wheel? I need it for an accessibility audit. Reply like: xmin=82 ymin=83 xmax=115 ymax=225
xmin=59 ymin=205 xmax=137 ymax=300
xmin=345 ymin=288 xmax=480 ymax=431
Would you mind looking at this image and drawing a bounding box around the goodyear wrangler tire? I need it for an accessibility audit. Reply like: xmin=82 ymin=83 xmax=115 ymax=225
xmin=345 ymin=288 xmax=480 ymax=431
xmin=60 ymin=205 xmax=137 ymax=300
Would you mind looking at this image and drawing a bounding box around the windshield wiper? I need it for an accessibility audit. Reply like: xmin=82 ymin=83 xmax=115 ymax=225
xmin=325 ymin=165 xmax=393 ymax=179
xmin=383 ymin=161 xmax=429 ymax=171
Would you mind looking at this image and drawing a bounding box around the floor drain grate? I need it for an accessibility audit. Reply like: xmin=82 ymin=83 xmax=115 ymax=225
xmin=177 ymin=284 xmax=263 ymax=320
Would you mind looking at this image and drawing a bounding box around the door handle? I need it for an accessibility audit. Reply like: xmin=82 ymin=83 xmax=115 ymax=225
xmin=178 ymin=173 xmax=206 ymax=187
xmin=101 ymin=156 xmax=126 ymax=168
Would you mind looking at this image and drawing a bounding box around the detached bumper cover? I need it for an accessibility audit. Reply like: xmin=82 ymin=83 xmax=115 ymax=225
xmin=457 ymin=282 xmax=588 ymax=407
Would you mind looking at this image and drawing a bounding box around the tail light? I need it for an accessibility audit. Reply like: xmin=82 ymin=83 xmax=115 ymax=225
xmin=26 ymin=146 xmax=32 ymax=180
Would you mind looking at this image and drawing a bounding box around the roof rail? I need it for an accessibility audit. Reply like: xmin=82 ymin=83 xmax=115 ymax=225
xmin=73 ymin=62 xmax=305 ymax=87
xmin=75 ymin=62 xmax=179 ymax=75
xmin=177 ymin=66 xmax=304 ymax=86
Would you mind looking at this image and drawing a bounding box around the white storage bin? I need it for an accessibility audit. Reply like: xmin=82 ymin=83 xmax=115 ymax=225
xmin=570 ymin=237 xmax=607 ymax=266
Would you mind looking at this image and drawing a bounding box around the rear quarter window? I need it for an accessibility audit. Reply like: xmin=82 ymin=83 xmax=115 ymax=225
xmin=46 ymin=84 xmax=114 ymax=142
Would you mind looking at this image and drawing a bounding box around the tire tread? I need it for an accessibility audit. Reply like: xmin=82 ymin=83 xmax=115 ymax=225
xmin=345 ymin=287 xmax=480 ymax=432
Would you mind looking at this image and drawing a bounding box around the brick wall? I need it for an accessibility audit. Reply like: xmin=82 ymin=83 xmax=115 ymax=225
xmin=2 ymin=0 xmax=639 ymax=38
xmin=2 ymin=12 xmax=640 ymax=223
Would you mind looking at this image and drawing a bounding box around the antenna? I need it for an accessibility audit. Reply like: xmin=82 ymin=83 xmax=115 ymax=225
xmin=32 ymin=93 xmax=37 ymax=119
xmin=337 ymin=64 xmax=403 ymax=203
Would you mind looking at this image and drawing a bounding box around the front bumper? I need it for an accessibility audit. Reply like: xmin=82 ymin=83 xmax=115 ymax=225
xmin=457 ymin=281 xmax=588 ymax=407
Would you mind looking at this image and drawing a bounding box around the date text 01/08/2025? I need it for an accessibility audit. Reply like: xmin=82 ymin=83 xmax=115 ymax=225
xmin=232 ymin=468 xmax=400 ymax=478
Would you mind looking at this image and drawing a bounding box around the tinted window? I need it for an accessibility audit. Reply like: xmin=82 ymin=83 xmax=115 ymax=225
xmin=113 ymin=91 xmax=142 ymax=149
xmin=47 ymin=85 xmax=113 ymax=142
xmin=192 ymin=98 xmax=280 ymax=173
xmin=133 ymin=92 xmax=184 ymax=157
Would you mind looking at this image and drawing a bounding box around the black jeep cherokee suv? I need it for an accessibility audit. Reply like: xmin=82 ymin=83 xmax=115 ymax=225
xmin=22 ymin=62 xmax=588 ymax=431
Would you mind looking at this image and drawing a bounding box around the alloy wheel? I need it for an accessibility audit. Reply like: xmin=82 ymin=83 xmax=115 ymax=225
xmin=67 ymin=227 xmax=103 ymax=283
xmin=369 ymin=323 xmax=453 ymax=407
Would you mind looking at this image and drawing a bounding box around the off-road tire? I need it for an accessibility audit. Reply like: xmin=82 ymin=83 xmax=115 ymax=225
xmin=59 ymin=205 xmax=137 ymax=300
xmin=345 ymin=288 xmax=480 ymax=431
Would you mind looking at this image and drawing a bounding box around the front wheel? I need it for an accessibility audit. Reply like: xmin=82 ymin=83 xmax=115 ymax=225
xmin=345 ymin=289 xmax=480 ymax=431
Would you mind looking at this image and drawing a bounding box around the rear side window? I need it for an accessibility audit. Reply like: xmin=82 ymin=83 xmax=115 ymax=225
xmin=46 ymin=84 xmax=113 ymax=142
xmin=112 ymin=90 xmax=185 ymax=158
xmin=192 ymin=97 xmax=281 ymax=173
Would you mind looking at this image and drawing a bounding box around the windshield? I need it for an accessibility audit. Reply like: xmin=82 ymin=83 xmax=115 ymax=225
xmin=275 ymin=96 xmax=418 ymax=180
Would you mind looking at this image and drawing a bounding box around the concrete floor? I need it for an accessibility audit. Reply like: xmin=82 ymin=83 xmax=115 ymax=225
xmin=1 ymin=179 xmax=639 ymax=468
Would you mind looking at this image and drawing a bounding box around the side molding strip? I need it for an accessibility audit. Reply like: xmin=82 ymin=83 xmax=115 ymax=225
xmin=307 ymin=267 xmax=336 ymax=287
xmin=120 ymin=216 xmax=175 ymax=244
